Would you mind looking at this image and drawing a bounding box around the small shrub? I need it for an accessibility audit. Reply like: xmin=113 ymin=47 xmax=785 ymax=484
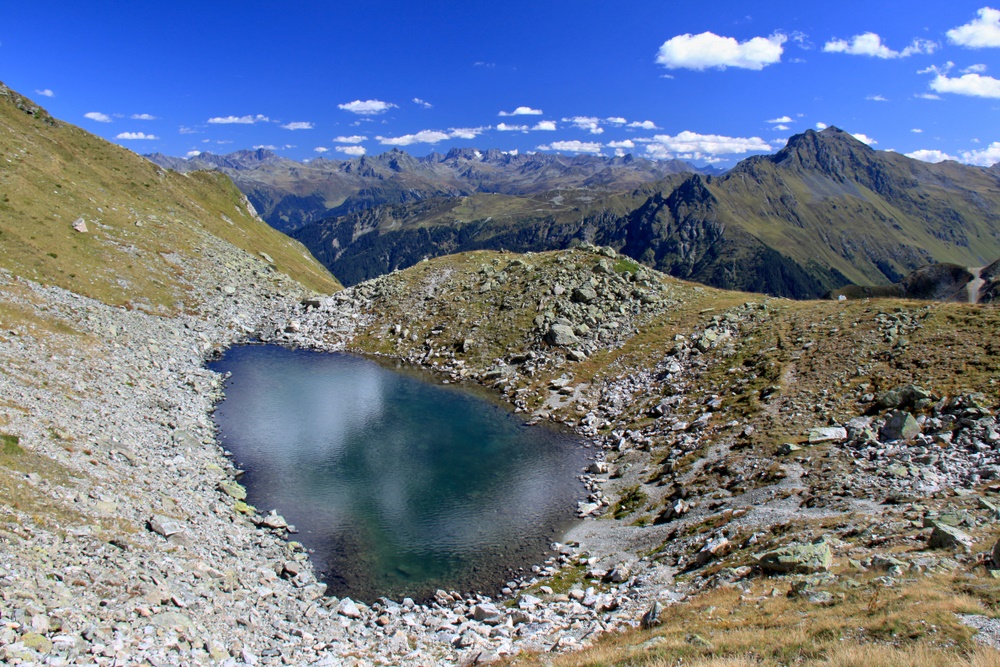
xmin=613 ymin=484 xmax=649 ymax=519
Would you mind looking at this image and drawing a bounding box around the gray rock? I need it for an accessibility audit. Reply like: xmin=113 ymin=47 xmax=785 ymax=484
xmin=928 ymin=524 xmax=973 ymax=550
xmin=757 ymin=541 xmax=833 ymax=574
xmin=571 ymin=282 xmax=597 ymax=304
xmin=472 ymin=602 xmax=502 ymax=624
xmin=261 ymin=512 xmax=288 ymax=530
xmin=808 ymin=427 xmax=847 ymax=444
xmin=880 ymin=411 xmax=921 ymax=441
xmin=605 ymin=563 xmax=632 ymax=583
xmin=640 ymin=601 xmax=662 ymax=629
xmin=545 ymin=324 xmax=579 ymax=347
xmin=336 ymin=598 xmax=362 ymax=619
xmin=149 ymin=515 xmax=185 ymax=537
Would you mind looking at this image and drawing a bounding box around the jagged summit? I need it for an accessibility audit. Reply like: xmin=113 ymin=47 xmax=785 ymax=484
xmin=146 ymin=147 xmax=708 ymax=231
xmin=293 ymin=124 xmax=1000 ymax=298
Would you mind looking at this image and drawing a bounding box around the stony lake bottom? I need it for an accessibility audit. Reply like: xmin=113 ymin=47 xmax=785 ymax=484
xmin=208 ymin=345 xmax=590 ymax=602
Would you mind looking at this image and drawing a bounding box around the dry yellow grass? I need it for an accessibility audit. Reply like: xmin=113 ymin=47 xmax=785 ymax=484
xmin=507 ymin=573 xmax=1000 ymax=667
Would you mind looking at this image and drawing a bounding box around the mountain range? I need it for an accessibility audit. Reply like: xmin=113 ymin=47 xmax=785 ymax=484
xmin=6 ymin=81 xmax=1000 ymax=667
xmin=273 ymin=129 xmax=1000 ymax=297
xmin=146 ymin=148 xmax=713 ymax=232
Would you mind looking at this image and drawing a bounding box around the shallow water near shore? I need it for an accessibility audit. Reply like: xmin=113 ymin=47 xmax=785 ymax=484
xmin=209 ymin=345 xmax=588 ymax=602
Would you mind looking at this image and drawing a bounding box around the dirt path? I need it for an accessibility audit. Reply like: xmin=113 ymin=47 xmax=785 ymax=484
xmin=967 ymin=266 xmax=986 ymax=304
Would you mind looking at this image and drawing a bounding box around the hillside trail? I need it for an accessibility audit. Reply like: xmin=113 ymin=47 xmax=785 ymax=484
xmin=967 ymin=266 xmax=986 ymax=304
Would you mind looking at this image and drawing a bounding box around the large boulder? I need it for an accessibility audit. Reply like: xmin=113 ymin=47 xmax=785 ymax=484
xmin=757 ymin=541 xmax=833 ymax=574
xmin=545 ymin=324 xmax=580 ymax=347
xmin=927 ymin=524 xmax=973 ymax=550
xmin=880 ymin=410 xmax=921 ymax=441
xmin=808 ymin=427 xmax=848 ymax=444
xmin=572 ymin=282 xmax=598 ymax=304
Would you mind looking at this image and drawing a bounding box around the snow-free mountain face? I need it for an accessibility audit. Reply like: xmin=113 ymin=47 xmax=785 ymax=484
xmin=289 ymin=127 xmax=1000 ymax=298
xmin=145 ymin=148 xmax=716 ymax=232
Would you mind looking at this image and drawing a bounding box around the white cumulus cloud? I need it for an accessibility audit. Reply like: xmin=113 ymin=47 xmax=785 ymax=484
xmin=911 ymin=128 xmax=924 ymax=133
xmin=281 ymin=121 xmax=314 ymax=130
xmin=35 ymin=89 xmax=54 ymax=97
xmin=563 ymin=116 xmax=604 ymax=134
xmin=377 ymin=127 xmax=485 ymax=146
xmin=947 ymin=7 xmax=1000 ymax=48
xmin=497 ymin=123 xmax=529 ymax=132
xmin=116 ymin=131 xmax=158 ymax=140
xmin=337 ymin=145 xmax=367 ymax=156
xmin=773 ymin=124 xmax=790 ymax=131
xmin=963 ymin=63 xmax=989 ymax=73
xmin=607 ymin=140 xmax=635 ymax=148
xmin=186 ymin=150 xmax=201 ymax=158
xmin=338 ymin=99 xmax=396 ymax=115
xmin=532 ymin=120 xmax=557 ymax=131
xmin=413 ymin=98 xmax=432 ymax=109
xmin=606 ymin=117 xmax=627 ymax=124
xmin=499 ymin=106 xmax=543 ymax=116
xmin=815 ymin=122 xmax=829 ymax=130
xmin=208 ymin=114 xmax=270 ymax=124
xmin=851 ymin=132 xmax=877 ymax=145
xmin=627 ymin=120 xmax=658 ymax=130
xmin=84 ymin=112 xmax=111 ymax=123
xmin=766 ymin=116 xmax=793 ymax=123
xmin=655 ymin=31 xmax=786 ymax=70
xmin=905 ymin=149 xmax=956 ymax=163
xmin=823 ymin=33 xmax=937 ymax=58
xmin=449 ymin=126 xmax=487 ymax=140
xmin=642 ymin=131 xmax=771 ymax=160
xmin=961 ymin=141 xmax=1000 ymax=165
xmin=333 ymin=135 xmax=367 ymax=143
xmin=866 ymin=94 xmax=889 ymax=102
xmin=929 ymin=70 xmax=1000 ymax=98
xmin=378 ymin=130 xmax=451 ymax=146
xmin=537 ymin=140 xmax=604 ymax=155
xmin=131 ymin=113 xmax=157 ymax=120
xmin=313 ymin=147 xmax=329 ymax=153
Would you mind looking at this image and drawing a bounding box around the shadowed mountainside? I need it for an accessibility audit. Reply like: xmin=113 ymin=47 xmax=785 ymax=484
xmin=290 ymin=128 xmax=1000 ymax=299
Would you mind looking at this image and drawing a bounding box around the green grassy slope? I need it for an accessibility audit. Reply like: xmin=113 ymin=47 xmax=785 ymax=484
xmin=712 ymin=128 xmax=1000 ymax=287
xmin=0 ymin=83 xmax=340 ymax=311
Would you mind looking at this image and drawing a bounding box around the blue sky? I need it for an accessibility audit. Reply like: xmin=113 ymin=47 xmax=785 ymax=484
xmin=3 ymin=1 xmax=1000 ymax=167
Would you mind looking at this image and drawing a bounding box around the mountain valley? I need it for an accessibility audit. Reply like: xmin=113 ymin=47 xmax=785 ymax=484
xmin=152 ymin=129 xmax=1000 ymax=300
xmin=2 ymin=84 xmax=1000 ymax=667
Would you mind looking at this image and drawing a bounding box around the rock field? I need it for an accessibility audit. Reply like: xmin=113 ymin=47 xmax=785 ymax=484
xmin=3 ymin=244 xmax=1000 ymax=665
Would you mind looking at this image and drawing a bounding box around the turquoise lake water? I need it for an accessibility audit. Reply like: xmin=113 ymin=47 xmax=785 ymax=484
xmin=208 ymin=345 xmax=587 ymax=602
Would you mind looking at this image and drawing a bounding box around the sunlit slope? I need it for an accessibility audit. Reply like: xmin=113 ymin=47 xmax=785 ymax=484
xmin=0 ymin=83 xmax=340 ymax=312
xmin=710 ymin=127 xmax=1000 ymax=288
xmin=292 ymin=127 xmax=1000 ymax=298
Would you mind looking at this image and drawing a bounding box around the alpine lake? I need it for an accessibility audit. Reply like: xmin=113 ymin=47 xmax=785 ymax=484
xmin=208 ymin=345 xmax=590 ymax=603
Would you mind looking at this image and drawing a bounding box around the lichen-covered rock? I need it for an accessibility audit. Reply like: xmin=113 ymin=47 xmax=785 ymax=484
xmin=928 ymin=524 xmax=973 ymax=550
xmin=757 ymin=541 xmax=833 ymax=574
xmin=218 ymin=479 xmax=247 ymax=500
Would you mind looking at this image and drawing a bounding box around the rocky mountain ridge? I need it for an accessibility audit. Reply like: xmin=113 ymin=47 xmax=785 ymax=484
xmin=146 ymin=148 xmax=711 ymax=232
xmin=290 ymin=128 xmax=1000 ymax=299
